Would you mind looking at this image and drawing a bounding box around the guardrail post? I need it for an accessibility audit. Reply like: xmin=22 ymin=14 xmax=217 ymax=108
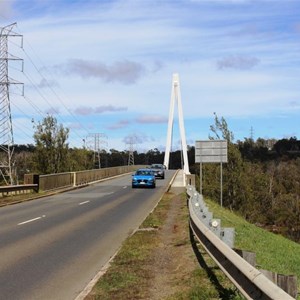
xmin=220 ymin=228 xmax=235 ymax=249
xmin=277 ymin=274 xmax=297 ymax=299
xmin=261 ymin=270 xmax=298 ymax=298
xmin=235 ymin=249 xmax=256 ymax=267
xmin=185 ymin=174 xmax=195 ymax=186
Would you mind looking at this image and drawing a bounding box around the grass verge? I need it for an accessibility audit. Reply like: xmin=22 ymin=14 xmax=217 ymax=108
xmin=206 ymin=198 xmax=300 ymax=297
xmin=0 ymin=191 xmax=44 ymax=206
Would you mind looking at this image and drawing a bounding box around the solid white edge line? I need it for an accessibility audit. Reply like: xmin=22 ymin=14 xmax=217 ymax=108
xmin=74 ymin=251 xmax=119 ymax=300
xmin=18 ymin=216 xmax=42 ymax=225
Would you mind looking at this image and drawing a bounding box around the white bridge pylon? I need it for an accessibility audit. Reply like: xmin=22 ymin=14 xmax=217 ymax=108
xmin=164 ymin=73 xmax=190 ymax=176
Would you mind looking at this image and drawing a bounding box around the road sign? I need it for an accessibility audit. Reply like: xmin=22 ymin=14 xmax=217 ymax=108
xmin=195 ymin=140 xmax=228 ymax=163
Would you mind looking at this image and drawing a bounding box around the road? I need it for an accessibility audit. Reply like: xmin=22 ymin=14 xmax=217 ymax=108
xmin=0 ymin=170 xmax=176 ymax=300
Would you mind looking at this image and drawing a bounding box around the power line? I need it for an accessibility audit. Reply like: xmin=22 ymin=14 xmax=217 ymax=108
xmin=2 ymin=23 xmax=89 ymax=147
xmin=20 ymin=63 xmax=85 ymax=143
xmin=3 ymin=23 xmax=105 ymax=149
xmin=16 ymin=28 xmax=92 ymax=135
xmin=21 ymin=45 xmax=91 ymax=136
xmin=12 ymin=86 xmax=45 ymax=117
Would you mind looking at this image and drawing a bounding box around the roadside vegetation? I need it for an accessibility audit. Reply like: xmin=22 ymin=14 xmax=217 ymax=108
xmin=195 ymin=113 xmax=300 ymax=243
xmin=0 ymin=188 xmax=69 ymax=207
xmin=0 ymin=191 xmax=39 ymax=206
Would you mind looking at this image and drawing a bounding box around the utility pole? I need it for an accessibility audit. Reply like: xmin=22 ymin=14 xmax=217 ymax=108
xmin=86 ymin=133 xmax=107 ymax=169
xmin=0 ymin=23 xmax=23 ymax=185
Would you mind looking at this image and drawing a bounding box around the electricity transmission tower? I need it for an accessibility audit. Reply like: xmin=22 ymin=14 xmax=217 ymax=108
xmin=250 ymin=126 xmax=254 ymax=140
xmin=86 ymin=133 xmax=107 ymax=169
xmin=127 ymin=136 xmax=135 ymax=166
xmin=164 ymin=73 xmax=190 ymax=174
xmin=0 ymin=23 xmax=23 ymax=184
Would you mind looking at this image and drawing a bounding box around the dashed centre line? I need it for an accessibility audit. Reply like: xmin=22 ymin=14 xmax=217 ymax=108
xmin=18 ymin=215 xmax=46 ymax=226
xmin=79 ymin=200 xmax=90 ymax=205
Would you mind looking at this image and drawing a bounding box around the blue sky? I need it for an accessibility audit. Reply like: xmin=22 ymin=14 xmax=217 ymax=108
xmin=1 ymin=0 xmax=300 ymax=152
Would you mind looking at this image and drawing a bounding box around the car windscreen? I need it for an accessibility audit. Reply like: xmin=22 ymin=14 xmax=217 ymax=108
xmin=136 ymin=171 xmax=152 ymax=175
xmin=151 ymin=164 xmax=163 ymax=169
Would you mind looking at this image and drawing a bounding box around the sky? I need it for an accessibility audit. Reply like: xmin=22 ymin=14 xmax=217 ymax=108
xmin=0 ymin=0 xmax=300 ymax=152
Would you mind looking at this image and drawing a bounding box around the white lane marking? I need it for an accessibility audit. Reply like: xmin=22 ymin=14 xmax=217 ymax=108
xmin=79 ymin=200 xmax=90 ymax=205
xmin=123 ymin=186 xmax=127 ymax=189
xmin=18 ymin=215 xmax=45 ymax=226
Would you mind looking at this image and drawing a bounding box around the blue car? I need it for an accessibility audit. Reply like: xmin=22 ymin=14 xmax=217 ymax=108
xmin=132 ymin=169 xmax=156 ymax=188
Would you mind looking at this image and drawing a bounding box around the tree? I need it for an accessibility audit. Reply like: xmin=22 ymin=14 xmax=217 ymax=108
xmin=208 ymin=113 xmax=245 ymax=210
xmin=68 ymin=147 xmax=94 ymax=171
xmin=209 ymin=112 xmax=234 ymax=142
xmin=33 ymin=115 xmax=69 ymax=174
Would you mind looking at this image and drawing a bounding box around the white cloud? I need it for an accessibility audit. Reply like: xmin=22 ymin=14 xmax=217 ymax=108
xmin=217 ymin=55 xmax=260 ymax=70
xmin=74 ymin=105 xmax=127 ymax=116
xmin=123 ymin=133 xmax=155 ymax=145
xmin=53 ymin=59 xmax=146 ymax=84
xmin=107 ymin=120 xmax=130 ymax=130
xmin=45 ymin=107 xmax=60 ymax=115
xmin=37 ymin=78 xmax=59 ymax=88
xmin=135 ymin=115 xmax=168 ymax=124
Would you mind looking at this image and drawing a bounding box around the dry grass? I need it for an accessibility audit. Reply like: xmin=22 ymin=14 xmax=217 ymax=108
xmin=0 ymin=191 xmax=42 ymax=206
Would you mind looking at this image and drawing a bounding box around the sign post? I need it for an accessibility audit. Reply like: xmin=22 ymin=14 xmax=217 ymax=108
xmin=195 ymin=140 xmax=228 ymax=207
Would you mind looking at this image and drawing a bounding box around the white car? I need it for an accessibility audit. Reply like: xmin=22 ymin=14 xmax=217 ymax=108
xmin=150 ymin=164 xmax=165 ymax=179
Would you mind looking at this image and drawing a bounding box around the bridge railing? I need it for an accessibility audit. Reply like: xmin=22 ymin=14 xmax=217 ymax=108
xmin=23 ymin=165 xmax=146 ymax=192
xmin=74 ymin=166 xmax=141 ymax=186
xmin=0 ymin=184 xmax=38 ymax=198
xmin=187 ymin=185 xmax=296 ymax=299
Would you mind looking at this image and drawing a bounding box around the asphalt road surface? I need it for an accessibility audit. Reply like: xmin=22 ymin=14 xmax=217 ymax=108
xmin=0 ymin=170 xmax=176 ymax=300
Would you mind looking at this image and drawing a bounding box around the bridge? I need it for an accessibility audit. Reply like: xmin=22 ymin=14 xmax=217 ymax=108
xmin=0 ymin=73 xmax=297 ymax=299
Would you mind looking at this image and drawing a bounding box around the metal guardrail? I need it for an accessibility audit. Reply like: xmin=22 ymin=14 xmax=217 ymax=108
xmin=187 ymin=185 xmax=295 ymax=300
xmin=0 ymin=184 xmax=38 ymax=195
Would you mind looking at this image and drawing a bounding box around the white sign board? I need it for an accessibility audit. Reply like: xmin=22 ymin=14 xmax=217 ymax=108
xmin=195 ymin=140 xmax=228 ymax=163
